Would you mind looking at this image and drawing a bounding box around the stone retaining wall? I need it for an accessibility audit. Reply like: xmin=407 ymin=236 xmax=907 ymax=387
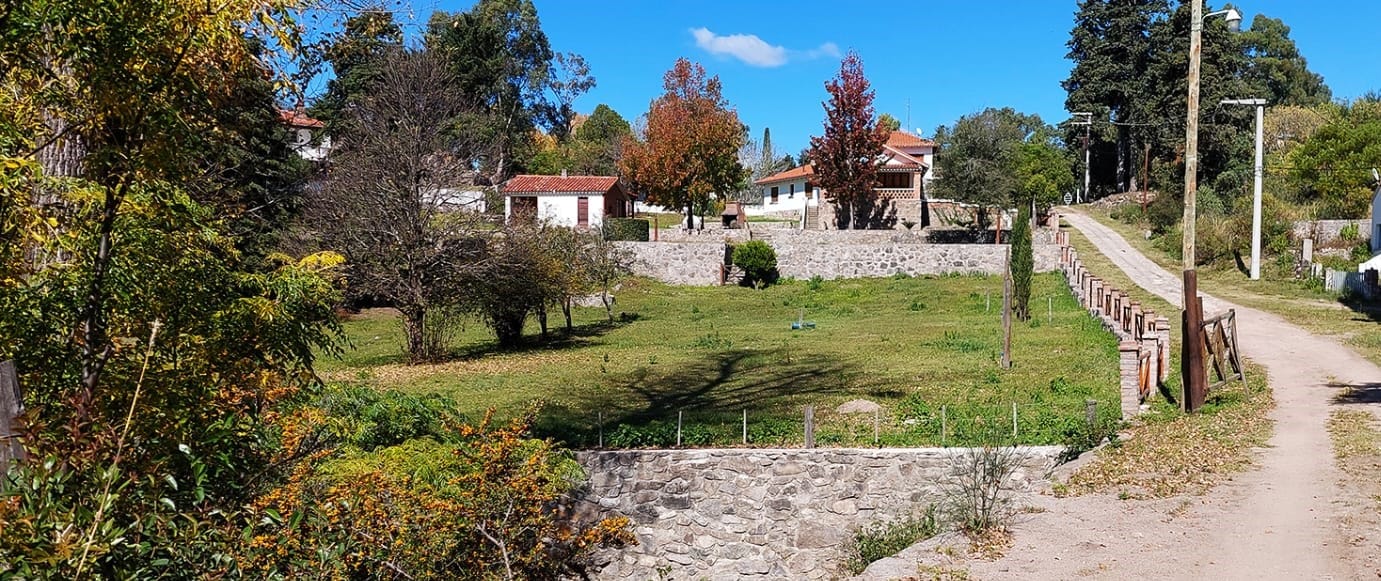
xmin=772 ymin=243 xmax=1060 ymax=280
xmin=574 ymin=446 xmax=1062 ymax=579
xmin=616 ymin=241 xmax=726 ymax=286
xmin=1292 ymin=219 xmax=1370 ymax=248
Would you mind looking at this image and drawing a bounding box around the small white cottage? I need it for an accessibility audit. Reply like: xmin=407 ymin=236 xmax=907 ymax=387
xmin=502 ymin=173 xmax=631 ymax=229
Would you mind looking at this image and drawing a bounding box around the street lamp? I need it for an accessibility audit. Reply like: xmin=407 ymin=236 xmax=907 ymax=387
xmin=1181 ymin=1 xmax=1242 ymax=411
xmin=1221 ymin=97 xmax=1267 ymax=280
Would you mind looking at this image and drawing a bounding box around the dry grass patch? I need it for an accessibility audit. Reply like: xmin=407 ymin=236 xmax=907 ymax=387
xmin=1328 ymin=409 xmax=1381 ymax=471
xmin=1062 ymin=365 xmax=1273 ymax=499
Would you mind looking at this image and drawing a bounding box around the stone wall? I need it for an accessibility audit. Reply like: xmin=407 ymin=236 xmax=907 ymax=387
xmin=772 ymin=243 xmax=1061 ymax=280
xmin=616 ymin=241 xmax=725 ymax=286
xmin=1292 ymin=219 xmax=1370 ymax=248
xmin=574 ymin=446 xmax=1063 ymax=579
xmin=653 ymin=227 xmax=751 ymax=243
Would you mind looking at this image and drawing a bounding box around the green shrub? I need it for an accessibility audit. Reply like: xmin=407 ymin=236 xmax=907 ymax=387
xmin=602 ymin=218 xmax=650 ymax=241
xmin=843 ymin=506 xmax=940 ymax=574
xmin=732 ymin=240 xmax=779 ymax=288
xmin=806 ymin=275 xmax=825 ymax=291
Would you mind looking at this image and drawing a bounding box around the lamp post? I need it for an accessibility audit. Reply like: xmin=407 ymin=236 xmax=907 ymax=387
xmin=1221 ymin=98 xmax=1267 ymax=280
xmin=1182 ymin=1 xmax=1242 ymax=412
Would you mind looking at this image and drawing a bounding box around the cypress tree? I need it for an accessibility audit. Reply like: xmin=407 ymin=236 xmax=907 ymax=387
xmin=1011 ymin=199 xmax=1034 ymax=321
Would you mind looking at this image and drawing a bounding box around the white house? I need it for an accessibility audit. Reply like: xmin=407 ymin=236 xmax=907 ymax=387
xmin=278 ymin=108 xmax=330 ymax=162
xmin=502 ymin=173 xmax=631 ymax=229
xmin=751 ymin=130 xmax=937 ymax=219
xmin=751 ymin=164 xmax=817 ymax=216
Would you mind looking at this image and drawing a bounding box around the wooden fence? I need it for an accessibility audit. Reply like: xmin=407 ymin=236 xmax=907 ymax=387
xmin=1054 ymin=231 xmax=1171 ymax=418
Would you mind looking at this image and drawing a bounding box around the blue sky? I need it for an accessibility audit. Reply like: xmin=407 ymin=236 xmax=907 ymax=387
xmin=381 ymin=0 xmax=1381 ymax=157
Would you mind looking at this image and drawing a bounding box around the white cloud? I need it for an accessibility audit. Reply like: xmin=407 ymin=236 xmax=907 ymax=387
xmin=691 ymin=27 xmax=788 ymax=67
xmin=690 ymin=28 xmax=840 ymax=68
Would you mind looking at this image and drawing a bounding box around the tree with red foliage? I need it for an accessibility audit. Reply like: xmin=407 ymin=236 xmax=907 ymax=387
xmin=810 ymin=52 xmax=890 ymax=229
xmin=621 ymin=59 xmax=745 ymax=229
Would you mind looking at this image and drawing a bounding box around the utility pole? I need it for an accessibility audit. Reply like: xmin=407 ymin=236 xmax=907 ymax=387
xmin=1072 ymin=112 xmax=1093 ymax=203
xmin=1181 ymin=0 xmax=1207 ymax=412
xmin=1222 ymin=98 xmax=1267 ymax=280
xmin=1182 ymin=2 xmax=1242 ymax=412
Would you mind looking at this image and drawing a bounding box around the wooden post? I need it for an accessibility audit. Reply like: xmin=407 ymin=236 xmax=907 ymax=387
xmin=597 ymin=411 xmax=604 ymax=448
xmin=873 ymin=409 xmax=880 ymax=447
xmin=0 ymin=360 xmax=23 ymax=466
xmin=1001 ymin=250 xmax=1013 ymax=369
xmin=1012 ymin=402 xmax=1018 ymax=438
xmin=677 ymin=410 xmax=683 ymax=447
xmin=941 ymin=405 xmax=948 ymax=447
xmin=1048 ymin=296 xmax=1053 ymax=324
xmin=653 ymin=215 xmax=659 ymax=241
xmin=1183 ymin=280 xmax=1208 ymax=412
xmin=742 ymin=409 xmax=747 ymax=445
xmin=803 ymin=406 xmax=815 ymax=449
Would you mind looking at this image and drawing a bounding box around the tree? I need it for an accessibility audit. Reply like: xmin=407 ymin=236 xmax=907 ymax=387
xmin=1010 ymin=201 xmax=1034 ymax=321
xmin=426 ymin=0 xmax=580 ymax=184
xmin=1240 ymin=15 xmax=1331 ymax=106
xmin=621 ymin=58 xmax=745 ymax=229
xmin=1287 ymin=98 xmax=1381 ymax=218
xmin=1063 ymin=0 xmax=1166 ymax=194
xmin=809 ymin=51 xmax=889 ymax=229
xmin=878 ymin=113 xmax=902 ymax=132
xmin=309 ymin=49 xmax=489 ymax=362
xmin=932 ymin=108 xmax=1052 ymax=230
xmin=1015 ymin=140 xmax=1076 ymax=213
xmin=570 ymin=103 xmax=632 ymax=175
xmin=304 ymin=11 xmax=404 ymax=129
xmin=583 ymin=235 xmax=635 ymax=323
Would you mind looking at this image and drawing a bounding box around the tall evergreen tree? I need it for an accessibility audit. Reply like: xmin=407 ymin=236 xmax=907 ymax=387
xmin=306 ymin=11 xmax=404 ymax=129
xmin=759 ymin=127 xmax=776 ymax=178
xmin=1063 ymin=0 xmax=1167 ymax=195
xmin=1011 ymin=200 xmax=1033 ymax=321
xmin=1240 ymin=15 xmax=1331 ymax=106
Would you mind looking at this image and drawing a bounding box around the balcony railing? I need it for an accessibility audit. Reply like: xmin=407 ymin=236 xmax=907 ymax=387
xmin=873 ymin=188 xmax=918 ymax=200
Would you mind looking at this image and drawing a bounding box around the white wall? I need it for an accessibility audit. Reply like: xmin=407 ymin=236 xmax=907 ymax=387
xmin=750 ymin=178 xmax=815 ymax=215
xmin=1372 ymin=187 xmax=1380 ymax=253
xmin=507 ymin=194 xmax=607 ymax=228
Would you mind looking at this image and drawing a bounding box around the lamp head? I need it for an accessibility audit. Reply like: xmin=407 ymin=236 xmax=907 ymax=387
xmin=1224 ymin=8 xmax=1243 ymax=31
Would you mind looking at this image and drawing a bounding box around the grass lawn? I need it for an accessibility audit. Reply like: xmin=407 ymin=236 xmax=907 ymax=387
xmin=1076 ymin=207 xmax=1381 ymax=366
xmin=318 ymin=273 xmax=1122 ymax=449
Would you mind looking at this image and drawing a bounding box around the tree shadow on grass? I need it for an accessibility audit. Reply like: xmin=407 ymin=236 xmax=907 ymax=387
xmin=451 ymin=318 xmax=631 ymax=360
xmin=1330 ymin=381 xmax=1381 ymax=405
xmin=533 ymin=347 xmax=881 ymax=444
xmin=1340 ymin=295 xmax=1381 ymax=325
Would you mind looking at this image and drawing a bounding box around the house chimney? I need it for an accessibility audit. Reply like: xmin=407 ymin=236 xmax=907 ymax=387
xmin=561 ymin=168 xmax=567 ymax=178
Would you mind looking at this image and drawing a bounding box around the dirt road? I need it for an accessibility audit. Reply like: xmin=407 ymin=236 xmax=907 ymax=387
xmin=960 ymin=212 xmax=1381 ymax=580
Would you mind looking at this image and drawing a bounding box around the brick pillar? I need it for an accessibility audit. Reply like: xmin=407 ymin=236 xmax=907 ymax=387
xmin=1130 ymin=303 xmax=1143 ymax=337
xmin=1090 ymin=279 xmax=1102 ymax=313
xmin=1140 ymin=318 xmax=1158 ymax=400
xmin=1155 ymin=316 xmax=1171 ymax=385
xmin=1119 ymin=340 xmax=1142 ymax=418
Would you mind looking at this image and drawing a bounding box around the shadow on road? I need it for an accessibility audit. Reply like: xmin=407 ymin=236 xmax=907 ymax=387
xmin=1330 ymin=381 xmax=1381 ymax=405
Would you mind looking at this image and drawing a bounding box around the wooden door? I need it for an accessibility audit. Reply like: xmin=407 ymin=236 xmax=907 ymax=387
xmin=577 ymin=196 xmax=589 ymax=228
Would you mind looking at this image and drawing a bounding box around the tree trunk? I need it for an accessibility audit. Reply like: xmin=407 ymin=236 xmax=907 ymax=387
xmin=401 ymin=305 xmax=427 ymax=363
xmin=685 ymin=203 xmax=695 ymax=231
xmin=1116 ymin=124 xmax=1130 ymax=193
xmin=603 ymin=286 xmax=614 ymax=323
xmin=79 ymin=184 xmax=125 ymax=394
xmin=538 ymin=305 xmax=548 ymax=339
xmin=562 ymin=298 xmax=573 ymax=331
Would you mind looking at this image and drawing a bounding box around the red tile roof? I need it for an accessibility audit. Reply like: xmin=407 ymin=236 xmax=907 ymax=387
xmin=503 ymin=174 xmax=620 ymax=194
xmin=886 ymin=130 xmax=936 ymax=148
xmin=754 ymin=164 xmax=815 ymax=185
xmin=278 ymin=109 xmax=324 ymax=129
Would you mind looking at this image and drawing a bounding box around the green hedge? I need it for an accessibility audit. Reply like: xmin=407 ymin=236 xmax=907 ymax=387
xmin=603 ymin=218 xmax=650 ymax=241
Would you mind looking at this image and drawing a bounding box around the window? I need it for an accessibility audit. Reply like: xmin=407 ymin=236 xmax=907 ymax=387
xmin=789 ymin=184 xmax=795 ymax=198
xmin=770 ymin=186 xmax=779 ymax=204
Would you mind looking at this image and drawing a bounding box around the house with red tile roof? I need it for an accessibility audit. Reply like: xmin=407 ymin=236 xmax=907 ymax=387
xmin=753 ymin=130 xmax=937 ymax=228
xmin=501 ymin=172 xmax=632 ymax=229
xmin=278 ymin=107 xmax=330 ymax=162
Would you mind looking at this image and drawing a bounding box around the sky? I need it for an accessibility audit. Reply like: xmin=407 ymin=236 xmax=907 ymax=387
xmin=374 ymin=0 xmax=1381 ymax=158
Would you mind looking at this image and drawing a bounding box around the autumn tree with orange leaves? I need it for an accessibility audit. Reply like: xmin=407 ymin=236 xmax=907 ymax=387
xmin=810 ymin=52 xmax=890 ymax=229
xmin=621 ymin=58 xmax=745 ymax=229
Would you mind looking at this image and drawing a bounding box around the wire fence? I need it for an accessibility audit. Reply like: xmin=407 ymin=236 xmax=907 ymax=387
xmin=565 ymin=398 xmax=1120 ymax=451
